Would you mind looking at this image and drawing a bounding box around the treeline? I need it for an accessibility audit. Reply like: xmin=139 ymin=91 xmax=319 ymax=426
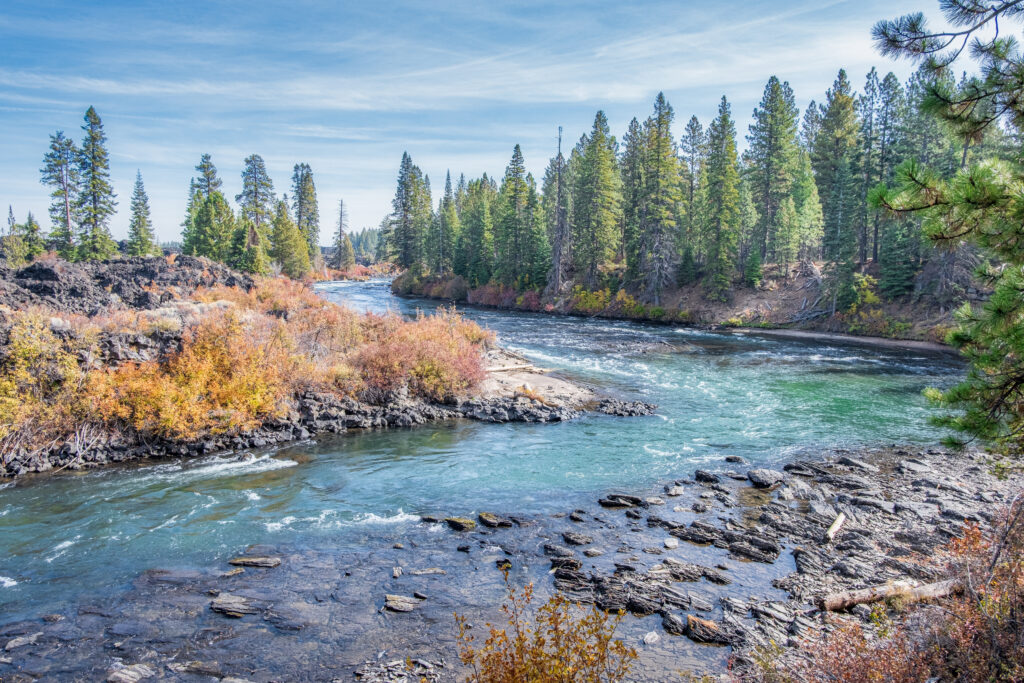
xmin=2 ymin=107 xmax=160 ymax=266
xmin=381 ymin=65 xmax=1012 ymax=309
xmin=3 ymin=107 xmax=372 ymax=279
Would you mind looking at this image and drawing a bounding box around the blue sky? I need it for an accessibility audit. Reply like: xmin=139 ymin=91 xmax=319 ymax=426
xmin=1 ymin=0 xmax=932 ymax=244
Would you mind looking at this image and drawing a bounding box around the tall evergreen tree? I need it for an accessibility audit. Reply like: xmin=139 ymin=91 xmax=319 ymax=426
xmin=40 ymin=130 xmax=79 ymax=259
xmin=459 ymin=177 xmax=495 ymax=287
xmin=543 ymin=128 xmax=572 ymax=297
xmin=270 ymin=200 xmax=311 ymax=278
xmin=291 ymin=163 xmax=320 ymax=260
xmin=872 ymin=72 xmax=907 ymax=263
xmin=13 ymin=212 xmax=45 ymax=261
xmin=236 ymin=154 xmax=275 ymax=234
xmin=75 ymin=106 xmax=118 ymax=261
xmin=746 ymin=76 xmax=800 ymax=261
xmin=812 ymin=70 xmax=860 ymax=262
xmin=792 ymin=151 xmax=825 ymax=259
xmin=679 ymin=115 xmax=706 ymax=249
xmin=387 ymin=152 xmax=428 ymax=270
xmin=620 ymin=117 xmax=647 ymax=282
xmin=800 ymin=100 xmax=823 ymax=152
xmin=126 ymin=171 xmax=160 ymax=257
xmin=195 ymin=154 xmax=223 ymax=198
xmin=433 ymin=171 xmax=460 ymax=275
xmin=638 ymin=93 xmax=683 ymax=304
xmin=856 ymin=67 xmax=881 ymax=264
xmin=703 ymin=97 xmax=742 ymax=302
xmin=824 ymin=154 xmax=859 ymax=312
xmin=571 ymin=111 xmax=622 ymax=288
xmin=494 ymin=145 xmax=532 ymax=285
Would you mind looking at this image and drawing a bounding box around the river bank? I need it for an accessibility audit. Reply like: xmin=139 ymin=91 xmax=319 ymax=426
xmin=392 ymin=267 xmax=966 ymax=347
xmin=0 ymin=442 xmax=1013 ymax=681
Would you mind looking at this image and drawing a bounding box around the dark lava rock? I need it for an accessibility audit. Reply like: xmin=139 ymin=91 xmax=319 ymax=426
xmin=594 ymin=399 xmax=657 ymax=416
xmin=598 ymin=494 xmax=647 ymax=509
xmin=562 ymin=532 xmax=593 ymax=546
xmin=747 ymin=468 xmax=785 ymax=488
xmin=694 ymin=470 xmax=721 ymax=484
xmin=685 ymin=615 xmax=734 ymax=645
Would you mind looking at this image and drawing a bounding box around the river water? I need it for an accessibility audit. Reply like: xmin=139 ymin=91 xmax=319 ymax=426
xmin=0 ymin=279 xmax=962 ymax=622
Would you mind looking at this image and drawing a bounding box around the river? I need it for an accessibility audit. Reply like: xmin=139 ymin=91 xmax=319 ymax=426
xmin=0 ymin=278 xmax=962 ymax=624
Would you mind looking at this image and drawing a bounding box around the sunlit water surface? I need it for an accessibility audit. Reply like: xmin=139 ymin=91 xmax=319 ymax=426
xmin=0 ymin=278 xmax=962 ymax=620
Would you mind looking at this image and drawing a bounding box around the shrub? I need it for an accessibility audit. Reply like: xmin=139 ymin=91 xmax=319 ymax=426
xmin=570 ymin=287 xmax=611 ymax=315
xmin=90 ymin=310 xmax=291 ymax=440
xmin=455 ymin=571 xmax=637 ymax=683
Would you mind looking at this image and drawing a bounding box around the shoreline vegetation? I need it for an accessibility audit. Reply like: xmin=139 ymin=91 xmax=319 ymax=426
xmin=390 ymin=269 xmax=961 ymax=353
xmin=0 ymin=255 xmax=652 ymax=480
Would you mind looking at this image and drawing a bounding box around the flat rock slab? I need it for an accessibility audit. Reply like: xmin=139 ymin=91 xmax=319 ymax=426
xmin=408 ymin=568 xmax=446 ymax=576
xmin=444 ymin=517 xmax=476 ymax=531
xmin=747 ymin=469 xmax=785 ymax=488
xmin=5 ymin=632 xmax=42 ymax=651
xmin=384 ymin=594 xmax=423 ymax=612
xmin=210 ymin=593 xmax=260 ymax=618
xmin=107 ymin=664 xmax=156 ymax=683
xmin=562 ymin=532 xmax=593 ymax=546
xmin=477 ymin=512 xmax=513 ymax=528
xmin=228 ymin=556 xmax=281 ymax=568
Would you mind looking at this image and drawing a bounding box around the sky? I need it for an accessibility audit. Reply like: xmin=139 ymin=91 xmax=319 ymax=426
xmin=1 ymin=0 xmax=936 ymax=244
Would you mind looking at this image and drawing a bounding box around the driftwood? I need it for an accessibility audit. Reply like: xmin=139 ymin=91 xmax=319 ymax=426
xmin=823 ymin=512 xmax=846 ymax=544
xmin=818 ymin=578 xmax=960 ymax=612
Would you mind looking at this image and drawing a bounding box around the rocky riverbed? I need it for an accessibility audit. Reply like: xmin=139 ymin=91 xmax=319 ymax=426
xmin=0 ymin=443 xmax=1014 ymax=681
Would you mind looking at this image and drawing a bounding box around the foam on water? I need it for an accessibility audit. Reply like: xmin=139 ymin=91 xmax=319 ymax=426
xmin=351 ymin=510 xmax=419 ymax=526
xmin=0 ymin=576 xmax=17 ymax=588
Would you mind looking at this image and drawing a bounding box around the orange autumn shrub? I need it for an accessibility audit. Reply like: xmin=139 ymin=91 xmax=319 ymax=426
xmin=89 ymin=311 xmax=293 ymax=440
xmin=2 ymin=275 xmax=494 ymax=456
xmin=455 ymin=572 xmax=637 ymax=683
xmin=355 ymin=307 xmax=491 ymax=403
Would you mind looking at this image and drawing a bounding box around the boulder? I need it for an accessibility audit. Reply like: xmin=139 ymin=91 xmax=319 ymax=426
xmin=747 ymin=468 xmax=785 ymax=488
xmin=444 ymin=517 xmax=476 ymax=531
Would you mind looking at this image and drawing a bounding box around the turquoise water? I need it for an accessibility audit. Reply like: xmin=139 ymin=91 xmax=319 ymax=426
xmin=0 ymin=279 xmax=962 ymax=620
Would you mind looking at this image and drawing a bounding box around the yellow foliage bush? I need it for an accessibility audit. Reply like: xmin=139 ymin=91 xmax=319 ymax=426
xmin=455 ymin=572 xmax=637 ymax=683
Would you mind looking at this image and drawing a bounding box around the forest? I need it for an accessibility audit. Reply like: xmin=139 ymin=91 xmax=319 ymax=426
xmin=380 ymin=64 xmax=1012 ymax=319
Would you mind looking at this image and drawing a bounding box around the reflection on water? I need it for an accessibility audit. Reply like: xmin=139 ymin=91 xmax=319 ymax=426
xmin=0 ymin=278 xmax=962 ymax=620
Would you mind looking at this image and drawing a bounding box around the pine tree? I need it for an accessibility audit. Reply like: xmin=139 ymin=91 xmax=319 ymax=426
xmin=679 ymin=115 xmax=706 ymax=264
xmin=774 ymin=196 xmax=799 ymax=274
xmin=746 ymin=76 xmax=800 ymax=261
xmin=703 ymin=97 xmax=742 ymax=302
xmin=824 ymin=154 xmax=858 ymax=312
xmin=75 ymin=107 xmax=118 ymax=261
xmin=181 ymin=180 xmax=203 ymax=255
xmin=543 ymin=128 xmax=572 ymax=297
xmin=434 ymin=171 xmax=460 ymax=275
xmin=620 ymin=117 xmax=647 ymax=282
xmin=126 ymin=171 xmax=160 ymax=257
xmin=872 ymin=72 xmax=907 ymax=263
xmin=856 ymin=67 xmax=881 ymax=264
xmin=12 ymin=212 xmax=45 ymax=260
xmin=333 ymin=199 xmax=356 ymax=270
xmin=195 ymin=154 xmax=223 ymax=198
xmin=460 ymin=177 xmax=495 ymax=287
xmin=638 ymin=93 xmax=683 ymax=304
xmin=186 ymin=192 xmax=235 ymax=261
xmin=872 ymin=0 xmax=1024 ymax=450
xmin=812 ymin=70 xmax=860 ymax=262
xmin=236 ymin=154 xmax=275 ymax=234
xmin=40 ymin=130 xmax=79 ymax=259
xmin=291 ymin=163 xmax=320 ymax=261
xmin=800 ymin=101 xmax=823 ymax=152
xmin=494 ymin=145 xmax=532 ymax=285
xmin=269 ymin=200 xmax=310 ymax=278
xmin=877 ymin=218 xmax=918 ymax=299
xmin=744 ymin=248 xmax=763 ymax=288
xmin=677 ymin=246 xmax=697 ymax=286
xmin=571 ymin=111 xmax=622 ymax=288
xmin=228 ymin=219 xmax=269 ymax=275
xmin=387 ymin=152 xmax=430 ymax=271
xmin=792 ymin=151 xmax=824 ymax=259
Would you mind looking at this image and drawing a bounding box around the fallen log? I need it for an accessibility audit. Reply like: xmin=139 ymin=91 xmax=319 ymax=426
xmin=823 ymin=512 xmax=846 ymax=544
xmin=818 ymin=578 xmax=960 ymax=612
